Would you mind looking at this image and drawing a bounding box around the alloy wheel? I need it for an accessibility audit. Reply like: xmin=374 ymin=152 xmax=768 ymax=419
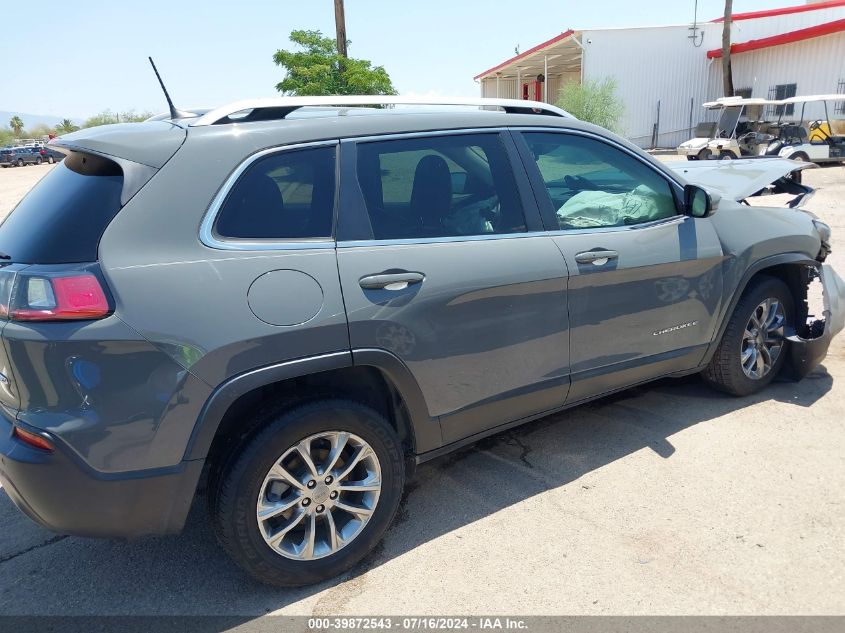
xmin=740 ymin=297 xmax=785 ymax=379
xmin=256 ymin=431 xmax=382 ymax=561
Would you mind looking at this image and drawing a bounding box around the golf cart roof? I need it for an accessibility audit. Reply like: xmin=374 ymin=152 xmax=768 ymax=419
xmin=702 ymin=97 xmax=784 ymax=108
xmin=780 ymin=94 xmax=845 ymax=104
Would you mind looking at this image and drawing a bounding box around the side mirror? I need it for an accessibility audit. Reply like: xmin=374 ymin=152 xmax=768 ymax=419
xmin=684 ymin=184 xmax=717 ymax=218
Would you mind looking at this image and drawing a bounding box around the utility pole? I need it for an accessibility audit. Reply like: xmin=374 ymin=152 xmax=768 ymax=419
xmin=721 ymin=0 xmax=734 ymax=97
xmin=334 ymin=0 xmax=348 ymax=59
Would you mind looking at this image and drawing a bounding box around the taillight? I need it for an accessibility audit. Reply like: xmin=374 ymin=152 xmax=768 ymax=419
xmin=4 ymin=265 xmax=112 ymax=322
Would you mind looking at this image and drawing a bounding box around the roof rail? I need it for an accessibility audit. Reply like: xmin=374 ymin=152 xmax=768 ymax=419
xmin=189 ymin=96 xmax=573 ymax=126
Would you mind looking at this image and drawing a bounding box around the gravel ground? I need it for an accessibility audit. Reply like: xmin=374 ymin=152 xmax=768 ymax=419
xmin=0 ymin=160 xmax=843 ymax=616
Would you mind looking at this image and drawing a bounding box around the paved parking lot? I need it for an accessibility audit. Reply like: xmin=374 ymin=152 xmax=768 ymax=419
xmin=0 ymin=161 xmax=843 ymax=616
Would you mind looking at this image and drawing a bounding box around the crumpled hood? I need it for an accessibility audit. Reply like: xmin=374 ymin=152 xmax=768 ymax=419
xmin=666 ymin=158 xmax=815 ymax=201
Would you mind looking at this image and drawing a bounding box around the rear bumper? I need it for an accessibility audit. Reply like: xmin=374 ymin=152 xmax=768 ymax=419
xmin=0 ymin=413 xmax=203 ymax=538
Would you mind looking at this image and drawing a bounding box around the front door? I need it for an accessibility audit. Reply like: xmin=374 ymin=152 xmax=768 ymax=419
xmin=336 ymin=131 xmax=571 ymax=444
xmin=515 ymin=130 xmax=724 ymax=402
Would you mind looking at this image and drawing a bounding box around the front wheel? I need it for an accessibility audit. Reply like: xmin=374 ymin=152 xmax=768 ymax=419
xmin=697 ymin=148 xmax=712 ymax=160
xmin=702 ymin=276 xmax=793 ymax=396
xmin=719 ymin=151 xmax=735 ymax=160
xmin=47 ymin=156 xmax=55 ymax=164
xmin=789 ymin=152 xmax=809 ymax=163
xmin=210 ymin=399 xmax=405 ymax=586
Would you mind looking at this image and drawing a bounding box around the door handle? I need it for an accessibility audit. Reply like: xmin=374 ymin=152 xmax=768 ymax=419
xmin=574 ymin=250 xmax=619 ymax=266
xmin=359 ymin=271 xmax=425 ymax=290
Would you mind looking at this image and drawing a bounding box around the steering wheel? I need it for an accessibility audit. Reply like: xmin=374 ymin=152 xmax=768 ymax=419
xmin=809 ymin=120 xmax=831 ymax=142
xmin=564 ymin=174 xmax=598 ymax=191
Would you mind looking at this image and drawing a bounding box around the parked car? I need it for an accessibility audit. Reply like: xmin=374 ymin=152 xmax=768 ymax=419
xmin=35 ymin=145 xmax=65 ymax=164
xmin=0 ymin=146 xmax=41 ymax=167
xmin=0 ymin=96 xmax=842 ymax=587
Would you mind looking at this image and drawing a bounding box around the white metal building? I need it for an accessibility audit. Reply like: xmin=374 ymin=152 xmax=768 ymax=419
xmin=475 ymin=0 xmax=845 ymax=148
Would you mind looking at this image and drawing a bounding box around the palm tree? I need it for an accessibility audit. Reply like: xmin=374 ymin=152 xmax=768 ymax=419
xmin=55 ymin=118 xmax=79 ymax=134
xmin=9 ymin=116 xmax=24 ymax=137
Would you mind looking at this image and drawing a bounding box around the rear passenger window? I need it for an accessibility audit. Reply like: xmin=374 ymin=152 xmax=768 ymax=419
xmin=215 ymin=145 xmax=336 ymax=240
xmin=356 ymin=134 xmax=526 ymax=240
xmin=522 ymin=132 xmax=677 ymax=230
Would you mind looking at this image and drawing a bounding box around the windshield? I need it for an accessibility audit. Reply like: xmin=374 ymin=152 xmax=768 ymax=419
xmin=717 ymin=106 xmax=742 ymax=137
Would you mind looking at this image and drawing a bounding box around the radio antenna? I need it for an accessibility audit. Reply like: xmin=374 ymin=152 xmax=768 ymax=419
xmin=148 ymin=57 xmax=192 ymax=119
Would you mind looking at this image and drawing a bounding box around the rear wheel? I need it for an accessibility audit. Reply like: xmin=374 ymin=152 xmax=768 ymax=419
xmin=703 ymin=276 xmax=793 ymax=396
xmin=719 ymin=151 xmax=735 ymax=160
xmin=35 ymin=157 xmax=42 ymax=165
xmin=697 ymin=148 xmax=712 ymax=160
xmin=47 ymin=156 xmax=55 ymax=164
xmin=789 ymin=152 xmax=809 ymax=162
xmin=210 ymin=399 xmax=405 ymax=586
xmin=16 ymin=159 xmax=23 ymax=167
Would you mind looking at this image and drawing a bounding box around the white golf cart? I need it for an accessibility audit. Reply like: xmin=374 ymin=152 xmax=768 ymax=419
xmin=677 ymin=97 xmax=784 ymax=160
xmin=773 ymin=94 xmax=845 ymax=164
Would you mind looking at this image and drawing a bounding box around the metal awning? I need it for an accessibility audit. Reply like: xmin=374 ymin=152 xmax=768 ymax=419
xmin=474 ymin=29 xmax=583 ymax=81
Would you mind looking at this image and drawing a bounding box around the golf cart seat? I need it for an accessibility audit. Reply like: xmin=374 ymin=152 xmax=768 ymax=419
xmin=780 ymin=125 xmax=808 ymax=144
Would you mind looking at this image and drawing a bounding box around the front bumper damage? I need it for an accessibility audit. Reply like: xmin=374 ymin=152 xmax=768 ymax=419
xmin=787 ymin=264 xmax=845 ymax=379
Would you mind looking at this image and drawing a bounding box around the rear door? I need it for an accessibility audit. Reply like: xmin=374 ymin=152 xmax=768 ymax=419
xmin=336 ymin=130 xmax=570 ymax=445
xmin=514 ymin=129 xmax=724 ymax=402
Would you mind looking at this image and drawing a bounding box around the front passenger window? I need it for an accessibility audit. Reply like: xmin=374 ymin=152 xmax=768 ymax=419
xmin=523 ymin=132 xmax=677 ymax=230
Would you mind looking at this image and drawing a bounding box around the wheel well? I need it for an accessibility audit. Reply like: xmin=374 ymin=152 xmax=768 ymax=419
xmin=204 ymin=366 xmax=415 ymax=476
xmin=749 ymin=263 xmax=815 ymax=326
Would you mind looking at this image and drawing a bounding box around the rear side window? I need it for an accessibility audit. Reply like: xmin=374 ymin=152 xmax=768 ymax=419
xmin=0 ymin=152 xmax=124 ymax=264
xmin=356 ymin=133 xmax=526 ymax=240
xmin=214 ymin=145 xmax=336 ymax=240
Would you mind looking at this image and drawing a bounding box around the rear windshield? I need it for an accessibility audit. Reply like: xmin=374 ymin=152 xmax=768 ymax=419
xmin=0 ymin=152 xmax=124 ymax=263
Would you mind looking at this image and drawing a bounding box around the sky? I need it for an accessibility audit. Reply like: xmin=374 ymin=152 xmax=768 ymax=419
xmin=0 ymin=0 xmax=803 ymax=120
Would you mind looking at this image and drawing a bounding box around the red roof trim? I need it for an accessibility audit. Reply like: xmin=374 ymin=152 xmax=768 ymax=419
xmin=474 ymin=29 xmax=575 ymax=80
xmin=712 ymin=0 xmax=845 ymax=23
xmin=707 ymin=17 xmax=845 ymax=58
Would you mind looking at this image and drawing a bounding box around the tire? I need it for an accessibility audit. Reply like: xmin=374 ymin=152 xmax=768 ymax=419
xmin=16 ymin=159 xmax=23 ymax=167
xmin=702 ymin=276 xmax=793 ymax=396
xmin=35 ymin=157 xmax=42 ymax=165
xmin=719 ymin=151 xmax=735 ymax=160
xmin=789 ymin=152 xmax=809 ymax=163
xmin=686 ymin=155 xmax=696 ymax=161
xmin=47 ymin=156 xmax=54 ymax=164
xmin=210 ymin=399 xmax=405 ymax=586
xmin=697 ymin=148 xmax=712 ymax=160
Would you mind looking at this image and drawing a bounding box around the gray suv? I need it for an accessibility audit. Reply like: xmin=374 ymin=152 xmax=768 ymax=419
xmin=0 ymin=97 xmax=842 ymax=587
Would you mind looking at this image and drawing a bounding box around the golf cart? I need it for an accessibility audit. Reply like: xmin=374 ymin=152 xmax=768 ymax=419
xmin=677 ymin=97 xmax=783 ymax=160
xmin=772 ymin=94 xmax=845 ymax=164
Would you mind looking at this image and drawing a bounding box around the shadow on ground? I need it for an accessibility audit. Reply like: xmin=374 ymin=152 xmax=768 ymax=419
xmin=0 ymin=366 xmax=833 ymax=622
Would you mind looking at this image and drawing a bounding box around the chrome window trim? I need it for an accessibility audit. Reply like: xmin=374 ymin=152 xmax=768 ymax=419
xmin=340 ymin=127 xmax=509 ymax=144
xmin=199 ymin=140 xmax=339 ymax=251
xmin=338 ymin=231 xmax=550 ymax=249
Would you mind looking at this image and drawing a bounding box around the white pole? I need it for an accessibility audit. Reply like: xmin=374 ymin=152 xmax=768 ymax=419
xmin=496 ymin=74 xmax=500 ymax=98
xmin=543 ymin=55 xmax=548 ymax=102
xmin=517 ymin=68 xmax=521 ymax=99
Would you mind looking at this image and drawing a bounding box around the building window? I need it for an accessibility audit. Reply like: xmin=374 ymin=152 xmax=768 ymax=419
xmin=767 ymin=83 xmax=797 ymax=117
xmin=836 ymin=80 xmax=845 ymax=115
xmin=734 ymin=88 xmax=752 ymax=99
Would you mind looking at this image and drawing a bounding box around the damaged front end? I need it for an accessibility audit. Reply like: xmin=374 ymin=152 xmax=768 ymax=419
xmin=786 ymin=264 xmax=845 ymax=379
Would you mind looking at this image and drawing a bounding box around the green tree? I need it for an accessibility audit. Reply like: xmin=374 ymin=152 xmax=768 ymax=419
xmin=0 ymin=128 xmax=14 ymax=147
xmin=9 ymin=116 xmax=24 ymax=137
xmin=56 ymin=119 xmax=79 ymax=134
xmin=118 ymin=110 xmax=154 ymax=123
xmin=83 ymin=110 xmax=120 ymax=128
xmin=273 ymin=29 xmax=396 ymax=96
xmin=556 ymin=78 xmax=624 ymax=133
